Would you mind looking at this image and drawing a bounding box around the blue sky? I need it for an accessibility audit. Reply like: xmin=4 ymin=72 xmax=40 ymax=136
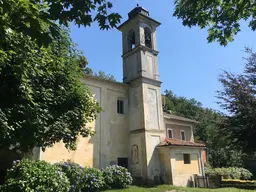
xmin=70 ymin=0 xmax=256 ymax=111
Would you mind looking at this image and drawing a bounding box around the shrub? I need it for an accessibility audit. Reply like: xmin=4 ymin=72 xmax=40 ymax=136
xmin=221 ymin=179 xmax=256 ymax=190
xmin=82 ymin=167 xmax=105 ymax=192
xmin=222 ymin=179 xmax=256 ymax=183
xmin=102 ymin=165 xmax=132 ymax=189
xmin=56 ymin=161 xmax=85 ymax=192
xmin=205 ymin=167 xmax=253 ymax=180
xmin=1 ymin=159 xmax=70 ymax=192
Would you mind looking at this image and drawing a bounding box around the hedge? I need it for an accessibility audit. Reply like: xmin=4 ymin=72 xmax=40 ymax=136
xmin=205 ymin=167 xmax=253 ymax=180
xmin=221 ymin=179 xmax=256 ymax=190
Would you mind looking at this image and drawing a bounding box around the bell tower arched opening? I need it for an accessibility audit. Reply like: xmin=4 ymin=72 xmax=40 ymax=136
xmin=144 ymin=27 xmax=152 ymax=49
xmin=118 ymin=6 xmax=161 ymax=82
xmin=128 ymin=30 xmax=136 ymax=50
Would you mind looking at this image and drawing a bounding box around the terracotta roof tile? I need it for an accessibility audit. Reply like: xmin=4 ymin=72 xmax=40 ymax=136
xmin=158 ymin=138 xmax=206 ymax=147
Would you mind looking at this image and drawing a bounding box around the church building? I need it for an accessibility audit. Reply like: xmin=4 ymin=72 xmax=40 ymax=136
xmin=38 ymin=6 xmax=206 ymax=187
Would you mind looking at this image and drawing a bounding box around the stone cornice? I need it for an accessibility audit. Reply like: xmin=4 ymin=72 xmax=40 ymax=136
xmin=128 ymin=76 xmax=162 ymax=87
xmin=130 ymin=128 xmax=165 ymax=134
xmin=122 ymin=45 xmax=159 ymax=59
xmin=117 ymin=13 xmax=161 ymax=31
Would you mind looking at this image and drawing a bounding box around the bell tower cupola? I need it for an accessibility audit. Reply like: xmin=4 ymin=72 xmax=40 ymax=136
xmin=118 ymin=6 xmax=161 ymax=83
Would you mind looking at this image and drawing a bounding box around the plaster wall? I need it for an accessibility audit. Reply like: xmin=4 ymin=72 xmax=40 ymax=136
xmin=176 ymin=153 xmax=199 ymax=174
xmin=129 ymin=132 xmax=146 ymax=178
xmin=128 ymin=85 xmax=144 ymax=131
xmin=169 ymin=147 xmax=204 ymax=187
xmin=165 ymin=123 xmax=193 ymax=142
xmin=123 ymin=52 xmax=140 ymax=82
xmin=142 ymin=83 xmax=165 ymax=181
xmin=40 ymin=77 xmax=129 ymax=169
xmin=143 ymin=83 xmax=164 ymax=131
xmin=140 ymin=50 xmax=159 ymax=80
xmin=159 ymin=148 xmax=172 ymax=184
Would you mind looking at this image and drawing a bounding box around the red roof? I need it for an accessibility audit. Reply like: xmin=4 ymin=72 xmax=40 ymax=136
xmin=158 ymin=138 xmax=206 ymax=148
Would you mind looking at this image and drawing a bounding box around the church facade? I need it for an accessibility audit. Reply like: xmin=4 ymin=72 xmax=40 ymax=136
xmin=38 ymin=7 xmax=205 ymax=187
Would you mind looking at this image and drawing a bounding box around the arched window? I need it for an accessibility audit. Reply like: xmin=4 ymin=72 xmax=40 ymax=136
xmin=127 ymin=30 xmax=135 ymax=50
xmin=144 ymin=27 xmax=152 ymax=48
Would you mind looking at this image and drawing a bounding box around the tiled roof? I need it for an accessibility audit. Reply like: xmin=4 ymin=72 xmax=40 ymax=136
xmin=158 ymin=138 xmax=206 ymax=148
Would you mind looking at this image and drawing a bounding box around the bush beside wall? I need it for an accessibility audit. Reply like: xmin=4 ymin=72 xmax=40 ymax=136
xmin=56 ymin=161 xmax=86 ymax=192
xmin=1 ymin=159 xmax=70 ymax=192
xmin=102 ymin=165 xmax=133 ymax=189
xmin=205 ymin=167 xmax=253 ymax=180
xmin=221 ymin=179 xmax=256 ymax=190
xmin=0 ymin=159 xmax=132 ymax=192
xmin=82 ymin=167 xmax=105 ymax=191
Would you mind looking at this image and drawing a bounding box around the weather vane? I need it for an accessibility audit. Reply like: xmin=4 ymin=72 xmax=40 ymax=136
xmin=137 ymin=0 xmax=139 ymax=6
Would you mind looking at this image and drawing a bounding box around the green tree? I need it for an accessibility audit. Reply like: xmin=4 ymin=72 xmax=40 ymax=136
xmin=173 ymin=0 xmax=256 ymax=46
xmin=0 ymin=27 xmax=100 ymax=153
xmin=0 ymin=0 xmax=121 ymax=47
xmin=199 ymin=109 xmax=243 ymax=167
xmin=164 ymin=90 xmax=203 ymax=120
xmin=218 ymin=48 xmax=256 ymax=154
xmin=0 ymin=0 xmax=121 ymax=153
xmin=93 ymin=70 xmax=116 ymax=82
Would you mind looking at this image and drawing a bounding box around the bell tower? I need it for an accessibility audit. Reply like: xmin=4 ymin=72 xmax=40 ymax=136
xmin=118 ymin=6 xmax=165 ymax=184
xmin=118 ymin=6 xmax=160 ymax=83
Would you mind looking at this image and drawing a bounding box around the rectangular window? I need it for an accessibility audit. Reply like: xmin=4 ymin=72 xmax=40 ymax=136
xmin=167 ymin=129 xmax=173 ymax=138
xmin=117 ymin=158 xmax=128 ymax=169
xmin=183 ymin=154 xmax=191 ymax=164
xmin=117 ymin=100 xmax=124 ymax=114
xmin=181 ymin=130 xmax=186 ymax=141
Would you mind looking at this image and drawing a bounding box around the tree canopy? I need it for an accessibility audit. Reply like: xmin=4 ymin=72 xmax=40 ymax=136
xmin=173 ymin=0 xmax=256 ymax=46
xmin=218 ymin=48 xmax=256 ymax=154
xmin=93 ymin=71 xmax=116 ymax=82
xmin=0 ymin=26 xmax=101 ymax=153
xmin=0 ymin=0 xmax=121 ymax=47
xmin=0 ymin=0 xmax=122 ymax=153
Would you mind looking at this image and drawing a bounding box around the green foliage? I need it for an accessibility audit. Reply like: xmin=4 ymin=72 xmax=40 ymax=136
xmin=1 ymin=159 xmax=70 ymax=192
xmin=221 ymin=179 xmax=256 ymax=190
xmin=218 ymin=48 xmax=256 ymax=154
xmin=102 ymin=165 xmax=133 ymax=189
xmin=93 ymin=70 xmax=116 ymax=82
xmin=164 ymin=90 xmax=203 ymax=120
xmin=56 ymin=161 xmax=85 ymax=192
xmin=0 ymin=0 xmax=121 ymax=46
xmin=0 ymin=27 xmax=101 ymax=153
xmin=83 ymin=167 xmax=105 ymax=192
xmin=173 ymin=0 xmax=255 ymax=46
xmin=208 ymin=147 xmax=244 ymax=168
xmin=57 ymin=161 xmax=105 ymax=192
xmin=205 ymin=167 xmax=253 ymax=180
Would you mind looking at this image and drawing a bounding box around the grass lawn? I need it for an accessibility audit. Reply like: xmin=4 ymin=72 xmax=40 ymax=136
xmin=104 ymin=185 xmax=251 ymax=192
